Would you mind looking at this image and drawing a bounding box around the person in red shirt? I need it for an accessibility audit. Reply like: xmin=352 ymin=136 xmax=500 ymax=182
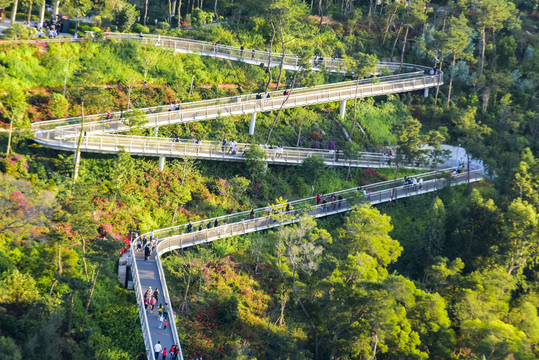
xmin=161 ymin=347 xmax=167 ymax=359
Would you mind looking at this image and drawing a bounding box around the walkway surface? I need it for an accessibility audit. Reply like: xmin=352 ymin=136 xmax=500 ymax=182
xmin=129 ymin=167 xmax=483 ymax=360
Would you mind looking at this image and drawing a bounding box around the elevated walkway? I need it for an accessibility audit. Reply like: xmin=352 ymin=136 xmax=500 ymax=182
xmin=132 ymin=167 xmax=483 ymax=360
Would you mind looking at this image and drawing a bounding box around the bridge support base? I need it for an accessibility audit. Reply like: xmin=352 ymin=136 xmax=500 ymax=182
xmin=424 ymin=88 xmax=429 ymax=98
xmin=159 ymin=156 xmax=166 ymax=170
xmin=249 ymin=112 xmax=257 ymax=135
xmin=340 ymin=100 xmax=347 ymax=119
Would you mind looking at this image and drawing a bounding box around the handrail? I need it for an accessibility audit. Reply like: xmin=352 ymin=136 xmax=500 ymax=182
xmin=133 ymin=166 xmax=483 ymax=359
xmin=129 ymin=245 xmax=155 ymax=360
xmin=30 ymin=70 xmax=431 ymax=131
xmin=147 ymin=167 xmax=481 ymax=240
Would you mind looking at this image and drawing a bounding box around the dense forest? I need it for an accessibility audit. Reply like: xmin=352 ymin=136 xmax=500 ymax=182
xmin=0 ymin=0 xmax=538 ymax=359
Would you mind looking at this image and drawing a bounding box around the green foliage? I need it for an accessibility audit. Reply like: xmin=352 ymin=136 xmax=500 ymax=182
xmin=114 ymin=3 xmax=139 ymax=33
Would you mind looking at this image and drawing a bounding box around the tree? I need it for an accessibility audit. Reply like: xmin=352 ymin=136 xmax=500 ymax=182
xmin=502 ymin=198 xmax=538 ymax=276
xmin=114 ymin=3 xmax=138 ymax=32
xmin=453 ymin=107 xmax=491 ymax=190
xmin=244 ymin=144 xmax=267 ymax=182
xmin=398 ymin=0 xmax=429 ymax=71
xmin=10 ymin=0 xmax=18 ymax=24
xmin=0 ymin=80 xmax=26 ymax=157
xmin=300 ymin=155 xmax=326 ymax=196
xmin=337 ymin=204 xmax=402 ymax=276
xmin=443 ymin=14 xmax=474 ymax=108
xmin=474 ymin=0 xmax=519 ymax=75
xmin=391 ymin=117 xmax=428 ymax=199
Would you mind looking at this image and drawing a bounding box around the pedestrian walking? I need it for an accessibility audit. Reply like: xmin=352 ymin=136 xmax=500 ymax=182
xmin=240 ymin=44 xmax=244 ymax=58
xmin=251 ymin=49 xmax=255 ymax=59
xmin=316 ymin=194 xmax=321 ymax=205
xmin=158 ymin=304 xmax=163 ymax=316
xmin=154 ymin=288 xmax=160 ymax=302
xmin=158 ymin=314 xmax=164 ymax=329
xmin=163 ymin=303 xmax=169 ymax=320
xmin=149 ymin=231 xmax=154 ymax=242
xmin=154 ymin=341 xmax=162 ymax=359
xmin=144 ymin=245 xmax=151 ymax=260
xmin=163 ymin=319 xmax=168 ymax=329
xmin=162 ymin=348 xmax=167 ymax=359
xmin=187 ymin=221 xmax=193 ymax=233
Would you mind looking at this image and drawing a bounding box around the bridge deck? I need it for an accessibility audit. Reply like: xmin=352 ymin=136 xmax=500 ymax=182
xmin=134 ymin=169 xmax=482 ymax=360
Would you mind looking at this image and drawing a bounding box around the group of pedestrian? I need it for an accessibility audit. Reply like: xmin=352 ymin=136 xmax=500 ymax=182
xmin=153 ymin=341 xmax=180 ymax=360
xmin=136 ymin=231 xmax=157 ymax=260
xmin=315 ymin=193 xmax=345 ymax=210
xmin=168 ymin=100 xmax=181 ymax=111
xmin=186 ymin=218 xmax=220 ymax=233
xmin=403 ymin=177 xmax=423 ymax=190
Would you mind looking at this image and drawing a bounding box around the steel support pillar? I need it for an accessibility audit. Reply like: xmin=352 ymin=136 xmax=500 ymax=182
xmin=249 ymin=112 xmax=257 ymax=135
xmin=340 ymin=100 xmax=347 ymax=119
xmin=424 ymin=88 xmax=429 ymax=98
xmin=154 ymin=127 xmax=159 ymax=136
xmin=159 ymin=156 xmax=166 ymax=170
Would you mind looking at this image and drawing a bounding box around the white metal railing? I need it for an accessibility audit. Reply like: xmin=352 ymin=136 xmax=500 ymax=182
xmin=133 ymin=166 xmax=481 ymax=360
xmin=35 ymin=134 xmax=432 ymax=169
xmin=32 ymin=70 xmax=442 ymax=150
xmin=130 ymin=245 xmax=155 ymax=360
xmin=31 ymin=70 xmax=436 ymax=132
xmin=150 ymin=167 xmax=482 ymax=241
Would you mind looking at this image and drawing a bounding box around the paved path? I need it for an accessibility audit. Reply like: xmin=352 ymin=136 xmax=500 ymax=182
xmin=131 ymin=167 xmax=483 ymax=360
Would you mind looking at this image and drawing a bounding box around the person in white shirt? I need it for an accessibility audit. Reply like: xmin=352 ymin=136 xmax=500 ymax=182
xmin=154 ymin=342 xmax=162 ymax=359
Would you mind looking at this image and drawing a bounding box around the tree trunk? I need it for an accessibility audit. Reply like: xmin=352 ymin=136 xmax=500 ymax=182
xmin=67 ymin=291 xmax=74 ymax=331
xmin=296 ymin=119 xmax=304 ymax=146
xmin=10 ymin=0 xmax=18 ymax=25
xmin=274 ymin=19 xmax=286 ymax=92
xmin=177 ymin=0 xmax=182 ymax=28
xmin=81 ymin=266 xmax=100 ymax=332
xmin=266 ymin=71 xmax=297 ymax=143
xmin=433 ymin=55 xmax=444 ymax=113
xmin=144 ymin=0 xmax=149 ymax=26
xmin=492 ymin=30 xmax=497 ymax=73
xmin=27 ymin=1 xmax=32 ymax=24
xmin=82 ymin=238 xmax=89 ymax=282
xmin=52 ymin=0 xmax=59 ymax=20
xmin=6 ymin=115 xmax=14 ymax=156
xmin=39 ymin=0 xmax=45 ymax=28
xmin=73 ymin=103 xmax=85 ymax=185
xmin=49 ymin=279 xmax=58 ymax=297
xmin=399 ymin=26 xmax=409 ymax=72
xmin=446 ymin=55 xmax=456 ymax=109
xmin=172 ymin=0 xmax=177 ymax=16
xmin=382 ymin=7 xmax=398 ymax=44
xmin=264 ymin=21 xmax=276 ymax=93
xmin=479 ymin=26 xmax=486 ymax=76
xmin=214 ymin=0 xmax=218 ymax=22
xmin=390 ymin=25 xmax=402 ymax=60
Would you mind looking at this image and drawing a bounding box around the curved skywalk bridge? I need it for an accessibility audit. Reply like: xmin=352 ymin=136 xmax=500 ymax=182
xmin=32 ymin=66 xmax=442 ymax=167
xmin=131 ymin=168 xmax=483 ymax=360
xmin=37 ymin=134 xmax=433 ymax=169
xmin=106 ymin=33 xmax=403 ymax=73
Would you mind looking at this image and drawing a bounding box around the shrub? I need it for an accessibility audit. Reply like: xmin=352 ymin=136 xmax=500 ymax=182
xmin=156 ymin=21 xmax=170 ymax=30
xmin=131 ymin=23 xmax=149 ymax=34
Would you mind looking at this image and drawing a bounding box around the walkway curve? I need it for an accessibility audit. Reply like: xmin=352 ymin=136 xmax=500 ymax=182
xmin=132 ymin=167 xmax=483 ymax=360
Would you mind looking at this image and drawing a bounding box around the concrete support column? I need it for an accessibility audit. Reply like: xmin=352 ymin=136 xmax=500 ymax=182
xmin=340 ymin=100 xmax=347 ymax=119
xmin=263 ymin=162 xmax=268 ymax=175
xmin=249 ymin=112 xmax=257 ymax=135
xmin=159 ymin=156 xmax=166 ymax=170
xmin=424 ymin=88 xmax=429 ymax=98
xmin=154 ymin=127 xmax=159 ymax=136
